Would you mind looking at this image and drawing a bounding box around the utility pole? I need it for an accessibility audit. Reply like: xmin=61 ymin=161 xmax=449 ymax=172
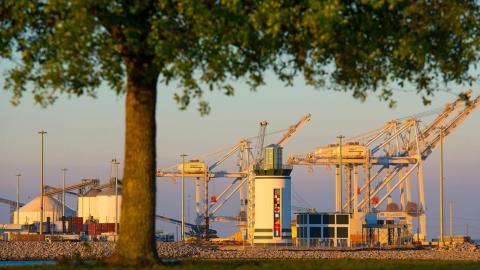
xmin=437 ymin=127 xmax=445 ymax=246
xmin=61 ymin=168 xmax=67 ymax=218
xmin=112 ymin=159 xmax=120 ymax=241
xmin=337 ymin=135 xmax=345 ymax=213
xmin=449 ymin=201 xmax=453 ymax=242
xmin=180 ymin=154 xmax=188 ymax=242
xmin=16 ymin=174 xmax=20 ymax=224
xmin=38 ymin=129 xmax=47 ymax=236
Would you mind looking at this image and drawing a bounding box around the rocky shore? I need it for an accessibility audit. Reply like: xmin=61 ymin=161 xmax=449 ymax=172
xmin=0 ymin=241 xmax=479 ymax=261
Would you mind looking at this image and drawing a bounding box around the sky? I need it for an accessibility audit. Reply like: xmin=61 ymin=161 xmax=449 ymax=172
xmin=0 ymin=67 xmax=479 ymax=240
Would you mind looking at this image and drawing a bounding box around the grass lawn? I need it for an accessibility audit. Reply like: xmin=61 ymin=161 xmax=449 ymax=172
xmin=2 ymin=260 xmax=480 ymax=270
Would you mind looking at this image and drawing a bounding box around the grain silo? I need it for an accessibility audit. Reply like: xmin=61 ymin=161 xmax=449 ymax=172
xmin=77 ymin=186 xmax=121 ymax=223
xmin=95 ymin=186 xmax=121 ymax=223
xmin=78 ymin=189 xmax=101 ymax=222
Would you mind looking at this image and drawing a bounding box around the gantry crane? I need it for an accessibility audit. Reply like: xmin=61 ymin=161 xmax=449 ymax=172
xmin=156 ymin=114 xmax=311 ymax=241
xmin=288 ymin=91 xmax=479 ymax=240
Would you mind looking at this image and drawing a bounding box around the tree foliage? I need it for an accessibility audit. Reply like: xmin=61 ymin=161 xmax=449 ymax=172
xmin=2 ymin=1 xmax=480 ymax=113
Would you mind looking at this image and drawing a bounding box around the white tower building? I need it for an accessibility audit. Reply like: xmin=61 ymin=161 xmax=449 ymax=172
xmin=253 ymin=145 xmax=292 ymax=246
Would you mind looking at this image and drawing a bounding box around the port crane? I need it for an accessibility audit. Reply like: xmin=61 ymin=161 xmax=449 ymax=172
xmin=156 ymin=114 xmax=311 ymax=240
xmin=288 ymin=91 xmax=479 ymax=240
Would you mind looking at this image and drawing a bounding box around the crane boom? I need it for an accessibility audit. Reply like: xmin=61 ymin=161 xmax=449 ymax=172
xmin=276 ymin=114 xmax=311 ymax=147
xmin=421 ymin=94 xmax=480 ymax=159
xmin=209 ymin=140 xmax=248 ymax=171
xmin=421 ymin=90 xmax=473 ymax=140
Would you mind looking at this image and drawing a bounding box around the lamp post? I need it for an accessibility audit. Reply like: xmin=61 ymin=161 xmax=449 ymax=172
xmin=437 ymin=127 xmax=445 ymax=246
xmin=180 ymin=154 xmax=188 ymax=242
xmin=16 ymin=174 xmax=21 ymax=224
xmin=337 ymin=135 xmax=345 ymax=213
xmin=61 ymin=168 xmax=67 ymax=218
xmin=449 ymin=201 xmax=453 ymax=243
xmin=38 ymin=130 xmax=47 ymax=236
xmin=112 ymin=159 xmax=120 ymax=241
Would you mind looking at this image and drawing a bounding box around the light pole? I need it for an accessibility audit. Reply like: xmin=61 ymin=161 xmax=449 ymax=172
xmin=337 ymin=135 xmax=345 ymax=213
xmin=112 ymin=159 xmax=120 ymax=241
xmin=38 ymin=129 xmax=47 ymax=236
xmin=449 ymin=200 xmax=453 ymax=243
xmin=180 ymin=154 xmax=187 ymax=242
xmin=16 ymin=174 xmax=21 ymax=224
xmin=61 ymin=168 xmax=67 ymax=218
xmin=437 ymin=127 xmax=445 ymax=245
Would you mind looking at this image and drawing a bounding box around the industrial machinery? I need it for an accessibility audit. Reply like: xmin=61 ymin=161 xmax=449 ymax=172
xmin=0 ymin=197 xmax=24 ymax=223
xmin=288 ymin=90 xmax=479 ymax=240
xmin=157 ymin=114 xmax=311 ymax=241
xmin=155 ymin=214 xmax=217 ymax=239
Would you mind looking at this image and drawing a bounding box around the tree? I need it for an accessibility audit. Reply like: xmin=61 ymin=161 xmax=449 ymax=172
xmin=1 ymin=0 xmax=480 ymax=265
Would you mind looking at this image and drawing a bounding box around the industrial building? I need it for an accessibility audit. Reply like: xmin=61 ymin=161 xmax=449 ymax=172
xmin=295 ymin=211 xmax=412 ymax=247
xmin=78 ymin=186 xmax=122 ymax=223
xmin=296 ymin=212 xmax=350 ymax=247
xmin=253 ymin=145 xmax=292 ymax=246
xmin=13 ymin=195 xmax=76 ymax=225
xmin=0 ymin=91 xmax=477 ymax=246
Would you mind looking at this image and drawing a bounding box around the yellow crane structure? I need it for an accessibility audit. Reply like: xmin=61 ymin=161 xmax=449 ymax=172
xmin=288 ymin=91 xmax=479 ymax=240
xmin=156 ymin=114 xmax=311 ymax=241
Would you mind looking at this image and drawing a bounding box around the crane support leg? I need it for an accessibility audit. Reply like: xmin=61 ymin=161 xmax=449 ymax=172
xmin=335 ymin=165 xmax=342 ymax=212
xmin=417 ymin=161 xmax=427 ymax=240
xmin=353 ymin=166 xmax=359 ymax=213
xmin=386 ymin=167 xmax=393 ymax=205
xmin=345 ymin=166 xmax=352 ymax=213
xmin=204 ymin=173 xmax=209 ymax=240
xmin=399 ymin=168 xmax=405 ymax=210
xmin=195 ymin=177 xmax=201 ymax=224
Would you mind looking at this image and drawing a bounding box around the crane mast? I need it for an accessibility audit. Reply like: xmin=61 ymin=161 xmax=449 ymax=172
xmin=254 ymin=121 xmax=268 ymax=162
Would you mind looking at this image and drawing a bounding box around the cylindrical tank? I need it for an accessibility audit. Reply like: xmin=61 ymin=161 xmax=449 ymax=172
xmin=78 ymin=189 xmax=100 ymax=222
xmin=96 ymin=187 xmax=122 ymax=223
xmin=253 ymin=175 xmax=291 ymax=246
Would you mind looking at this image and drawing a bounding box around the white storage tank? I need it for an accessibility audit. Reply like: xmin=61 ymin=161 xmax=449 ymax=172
xmin=78 ymin=189 xmax=100 ymax=222
xmin=96 ymin=186 xmax=122 ymax=223
xmin=77 ymin=186 xmax=121 ymax=223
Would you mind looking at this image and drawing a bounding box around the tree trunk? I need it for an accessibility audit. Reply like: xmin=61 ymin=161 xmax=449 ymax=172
xmin=110 ymin=58 xmax=159 ymax=265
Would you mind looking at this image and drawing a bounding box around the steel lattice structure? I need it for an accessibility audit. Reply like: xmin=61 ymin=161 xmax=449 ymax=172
xmin=288 ymin=90 xmax=479 ymax=239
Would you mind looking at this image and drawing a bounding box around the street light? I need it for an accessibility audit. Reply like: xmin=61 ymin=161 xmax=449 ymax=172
xmin=16 ymin=174 xmax=21 ymax=224
xmin=180 ymin=154 xmax=188 ymax=242
xmin=337 ymin=135 xmax=345 ymax=213
xmin=112 ymin=158 xmax=120 ymax=241
xmin=61 ymin=168 xmax=67 ymax=218
xmin=437 ymin=127 xmax=445 ymax=246
xmin=38 ymin=129 xmax=47 ymax=236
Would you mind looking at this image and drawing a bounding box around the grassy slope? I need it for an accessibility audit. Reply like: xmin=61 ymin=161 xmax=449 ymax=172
xmin=2 ymin=260 xmax=480 ymax=270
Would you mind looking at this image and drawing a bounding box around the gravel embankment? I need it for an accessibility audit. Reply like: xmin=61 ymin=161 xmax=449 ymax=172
xmin=0 ymin=241 xmax=479 ymax=261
